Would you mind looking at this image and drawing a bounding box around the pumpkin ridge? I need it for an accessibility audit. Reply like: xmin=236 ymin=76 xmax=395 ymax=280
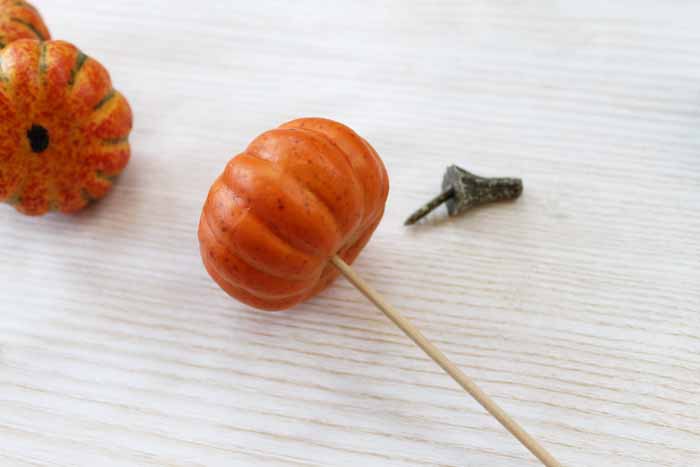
xmin=223 ymin=156 xmax=320 ymax=256
xmin=1 ymin=102 xmax=29 ymax=204
xmin=357 ymin=137 xmax=389 ymax=224
xmin=0 ymin=53 xmax=7 ymax=82
xmin=46 ymin=158 xmax=59 ymax=211
xmin=290 ymin=126 xmax=367 ymax=239
xmin=203 ymin=259 xmax=306 ymax=310
xmin=245 ymin=137 xmax=351 ymax=238
xmin=10 ymin=17 xmax=44 ymax=41
xmin=5 ymin=170 xmax=28 ymax=205
xmin=101 ymin=136 xmax=129 ymax=145
xmin=85 ymin=90 xmax=128 ymax=131
xmin=294 ymin=127 xmax=361 ymax=181
xmin=0 ymin=47 xmax=17 ymax=102
xmin=208 ymin=182 xmax=318 ymax=280
xmin=201 ymin=217 xmax=314 ymax=299
xmin=80 ymin=167 xmax=114 ymax=202
xmin=93 ymin=89 xmax=116 ymax=111
xmin=204 ymin=199 xmax=310 ymax=284
xmin=232 ymin=152 xmax=342 ymax=255
xmin=281 ymin=119 xmax=383 ymax=231
xmin=250 ymin=210 xmax=318 ymax=258
xmin=89 ymin=142 xmax=130 ymax=176
xmin=81 ymin=91 xmax=132 ymax=145
xmin=360 ymin=137 xmax=388 ymax=194
xmin=37 ymin=40 xmax=46 ymax=79
xmin=15 ymin=1 xmax=39 ymax=14
xmin=79 ymin=187 xmax=94 ymax=203
xmin=68 ymin=51 xmax=87 ymax=87
xmin=246 ymin=128 xmax=361 ymax=211
xmin=94 ymin=170 xmax=117 ymax=183
xmin=204 ymin=183 xmax=249 ymax=244
xmin=239 ymin=220 xmax=320 ymax=280
xmin=7 ymin=118 xmax=31 ymax=208
xmin=262 ymin=152 xmax=345 ymax=249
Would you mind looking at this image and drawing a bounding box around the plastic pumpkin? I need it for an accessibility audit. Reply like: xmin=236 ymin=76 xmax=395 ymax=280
xmin=0 ymin=0 xmax=50 ymax=48
xmin=0 ymin=40 xmax=132 ymax=215
xmin=199 ymin=118 xmax=389 ymax=310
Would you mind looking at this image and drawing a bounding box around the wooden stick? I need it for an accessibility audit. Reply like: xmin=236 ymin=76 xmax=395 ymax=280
xmin=331 ymin=255 xmax=563 ymax=467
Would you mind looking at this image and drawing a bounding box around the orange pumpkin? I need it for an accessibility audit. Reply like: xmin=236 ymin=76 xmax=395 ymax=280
xmin=0 ymin=0 xmax=50 ymax=47
xmin=0 ymin=39 xmax=132 ymax=215
xmin=199 ymin=118 xmax=389 ymax=311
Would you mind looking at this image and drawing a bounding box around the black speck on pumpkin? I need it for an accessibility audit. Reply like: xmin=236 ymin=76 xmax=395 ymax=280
xmin=27 ymin=124 xmax=49 ymax=153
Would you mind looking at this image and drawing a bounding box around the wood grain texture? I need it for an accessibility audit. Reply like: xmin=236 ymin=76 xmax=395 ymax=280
xmin=1 ymin=1 xmax=699 ymax=466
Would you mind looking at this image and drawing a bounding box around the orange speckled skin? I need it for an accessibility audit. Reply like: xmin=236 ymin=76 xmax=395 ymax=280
xmin=0 ymin=39 xmax=132 ymax=215
xmin=199 ymin=118 xmax=389 ymax=311
xmin=0 ymin=0 xmax=50 ymax=47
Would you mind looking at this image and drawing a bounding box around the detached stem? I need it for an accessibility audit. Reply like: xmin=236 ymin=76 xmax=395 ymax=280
xmin=405 ymin=166 xmax=523 ymax=225
xmin=404 ymin=187 xmax=455 ymax=225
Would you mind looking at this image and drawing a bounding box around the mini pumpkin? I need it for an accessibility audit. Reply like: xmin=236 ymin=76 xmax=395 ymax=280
xmin=199 ymin=118 xmax=389 ymax=310
xmin=0 ymin=39 xmax=132 ymax=215
xmin=0 ymin=0 xmax=50 ymax=48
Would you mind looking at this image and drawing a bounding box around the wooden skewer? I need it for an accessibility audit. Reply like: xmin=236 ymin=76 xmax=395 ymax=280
xmin=331 ymin=255 xmax=563 ymax=467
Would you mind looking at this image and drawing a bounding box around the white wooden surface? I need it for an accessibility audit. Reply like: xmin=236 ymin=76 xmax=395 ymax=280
xmin=1 ymin=1 xmax=699 ymax=466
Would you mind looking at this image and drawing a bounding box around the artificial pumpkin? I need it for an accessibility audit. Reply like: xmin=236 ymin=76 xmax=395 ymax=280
xmin=0 ymin=0 xmax=50 ymax=48
xmin=0 ymin=39 xmax=132 ymax=215
xmin=199 ymin=118 xmax=390 ymax=311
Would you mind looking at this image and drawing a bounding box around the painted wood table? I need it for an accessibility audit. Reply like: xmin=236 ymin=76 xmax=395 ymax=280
xmin=1 ymin=1 xmax=698 ymax=466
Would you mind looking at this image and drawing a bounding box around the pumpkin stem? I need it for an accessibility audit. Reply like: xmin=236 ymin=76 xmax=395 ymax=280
xmin=405 ymin=165 xmax=523 ymax=225
xmin=404 ymin=188 xmax=455 ymax=225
